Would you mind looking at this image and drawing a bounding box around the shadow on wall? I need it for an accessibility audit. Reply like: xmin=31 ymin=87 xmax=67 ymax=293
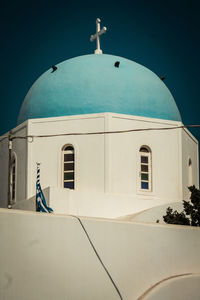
xmin=118 ymin=202 xmax=184 ymax=224
xmin=139 ymin=273 xmax=200 ymax=300
xmin=12 ymin=187 xmax=50 ymax=211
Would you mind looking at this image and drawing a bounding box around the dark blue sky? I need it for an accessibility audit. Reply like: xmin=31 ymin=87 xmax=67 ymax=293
xmin=0 ymin=0 xmax=200 ymax=142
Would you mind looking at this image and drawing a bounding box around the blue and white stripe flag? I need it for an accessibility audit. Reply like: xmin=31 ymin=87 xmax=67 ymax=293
xmin=36 ymin=164 xmax=53 ymax=213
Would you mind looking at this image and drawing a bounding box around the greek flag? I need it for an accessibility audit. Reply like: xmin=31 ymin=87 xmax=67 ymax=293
xmin=36 ymin=164 xmax=53 ymax=213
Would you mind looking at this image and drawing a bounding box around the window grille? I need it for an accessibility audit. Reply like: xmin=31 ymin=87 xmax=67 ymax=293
xmin=63 ymin=145 xmax=75 ymax=189
xmin=188 ymin=158 xmax=193 ymax=186
xmin=139 ymin=146 xmax=152 ymax=191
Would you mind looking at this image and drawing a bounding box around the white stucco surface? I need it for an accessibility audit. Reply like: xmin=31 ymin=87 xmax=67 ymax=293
xmin=141 ymin=274 xmax=200 ymax=300
xmin=128 ymin=202 xmax=185 ymax=223
xmin=0 ymin=113 xmax=198 ymax=218
xmin=181 ymin=128 xmax=199 ymax=199
xmin=0 ymin=137 xmax=9 ymax=208
xmin=11 ymin=187 xmax=189 ymax=218
xmin=0 ymin=209 xmax=200 ymax=300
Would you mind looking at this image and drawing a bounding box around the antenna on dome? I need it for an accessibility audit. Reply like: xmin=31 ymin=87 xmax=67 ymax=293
xmin=90 ymin=18 xmax=107 ymax=54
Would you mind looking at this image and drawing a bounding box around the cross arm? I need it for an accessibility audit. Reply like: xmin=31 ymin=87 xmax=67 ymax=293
xmin=90 ymin=27 xmax=107 ymax=42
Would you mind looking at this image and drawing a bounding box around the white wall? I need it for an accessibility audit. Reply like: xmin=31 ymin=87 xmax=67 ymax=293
xmin=1 ymin=113 xmax=199 ymax=217
xmin=0 ymin=209 xmax=200 ymax=300
xmin=181 ymin=128 xmax=199 ymax=200
xmin=12 ymin=125 xmax=28 ymax=203
xmin=142 ymin=274 xmax=200 ymax=300
xmin=0 ymin=124 xmax=28 ymax=208
xmin=0 ymin=137 xmax=9 ymax=207
xmin=108 ymin=114 xmax=183 ymax=203
xmin=128 ymin=202 xmax=184 ymax=223
xmin=48 ymin=188 xmax=182 ymax=217
xmin=12 ymin=187 xmax=182 ymax=218
xmin=27 ymin=114 xmax=105 ymax=199
xmin=27 ymin=113 xmax=184 ymax=206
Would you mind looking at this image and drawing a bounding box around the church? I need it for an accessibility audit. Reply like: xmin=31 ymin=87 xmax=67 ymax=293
xmin=0 ymin=19 xmax=200 ymax=300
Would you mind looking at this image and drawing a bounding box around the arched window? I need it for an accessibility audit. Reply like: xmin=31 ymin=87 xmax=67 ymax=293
xmin=11 ymin=153 xmax=16 ymax=203
xmin=63 ymin=145 xmax=75 ymax=189
xmin=188 ymin=158 xmax=193 ymax=186
xmin=139 ymin=146 xmax=152 ymax=191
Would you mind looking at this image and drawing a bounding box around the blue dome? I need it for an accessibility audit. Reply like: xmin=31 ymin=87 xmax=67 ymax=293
xmin=17 ymin=54 xmax=181 ymax=124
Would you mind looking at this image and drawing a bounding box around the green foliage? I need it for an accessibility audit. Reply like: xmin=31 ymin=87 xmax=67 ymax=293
xmin=163 ymin=185 xmax=200 ymax=227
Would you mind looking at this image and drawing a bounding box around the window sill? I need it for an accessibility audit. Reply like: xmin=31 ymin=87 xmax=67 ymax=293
xmin=137 ymin=190 xmax=156 ymax=197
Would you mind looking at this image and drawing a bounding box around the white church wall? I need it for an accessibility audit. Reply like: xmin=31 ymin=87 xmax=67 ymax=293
xmin=22 ymin=113 xmax=191 ymax=218
xmin=0 ymin=124 xmax=28 ymax=208
xmin=108 ymin=114 xmax=183 ymax=203
xmin=181 ymin=128 xmax=199 ymax=201
xmin=13 ymin=187 xmax=50 ymax=211
xmin=12 ymin=186 xmax=186 ymax=218
xmin=129 ymin=202 xmax=184 ymax=223
xmin=0 ymin=137 xmax=9 ymax=207
xmin=0 ymin=208 xmax=200 ymax=300
xmin=26 ymin=114 xmax=106 ymax=199
xmin=1 ymin=113 xmax=198 ymax=217
xmin=48 ymin=187 xmax=159 ymax=217
xmin=12 ymin=125 xmax=28 ymax=204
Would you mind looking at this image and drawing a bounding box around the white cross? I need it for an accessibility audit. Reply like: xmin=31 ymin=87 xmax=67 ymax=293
xmin=90 ymin=18 xmax=107 ymax=54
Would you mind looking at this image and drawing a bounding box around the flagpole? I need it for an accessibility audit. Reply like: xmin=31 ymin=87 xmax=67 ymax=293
xmin=36 ymin=162 xmax=53 ymax=213
xmin=36 ymin=162 xmax=40 ymax=212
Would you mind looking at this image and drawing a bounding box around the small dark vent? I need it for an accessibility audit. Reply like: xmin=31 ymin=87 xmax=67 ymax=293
xmin=51 ymin=65 xmax=57 ymax=73
xmin=114 ymin=61 xmax=120 ymax=68
xmin=160 ymin=76 xmax=165 ymax=81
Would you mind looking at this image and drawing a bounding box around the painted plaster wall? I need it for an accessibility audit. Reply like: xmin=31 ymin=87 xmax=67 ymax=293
xmin=141 ymin=274 xmax=200 ymax=300
xmin=13 ymin=188 xmax=50 ymax=211
xmin=0 ymin=138 xmax=9 ymax=207
xmin=0 ymin=209 xmax=200 ymax=300
xmin=26 ymin=114 xmax=106 ymax=199
xmin=181 ymin=128 xmax=199 ymax=200
xmin=0 ymin=125 xmax=27 ymax=208
xmin=1 ymin=113 xmax=198 ymax=216
xmin=27 ymin=113 xmax=185 ymax=204
xmin=12 ymin=125 xmax=27 ymax=203
xmin=108 ymin=114 xmax=182 ymax=202
xmin=13 ymin=187 xmax=180 ymax=218
xmin=47 ymin=188 xmax=180 ymax=217
xmin=129 ymin=202 xmax=183 ymax=223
